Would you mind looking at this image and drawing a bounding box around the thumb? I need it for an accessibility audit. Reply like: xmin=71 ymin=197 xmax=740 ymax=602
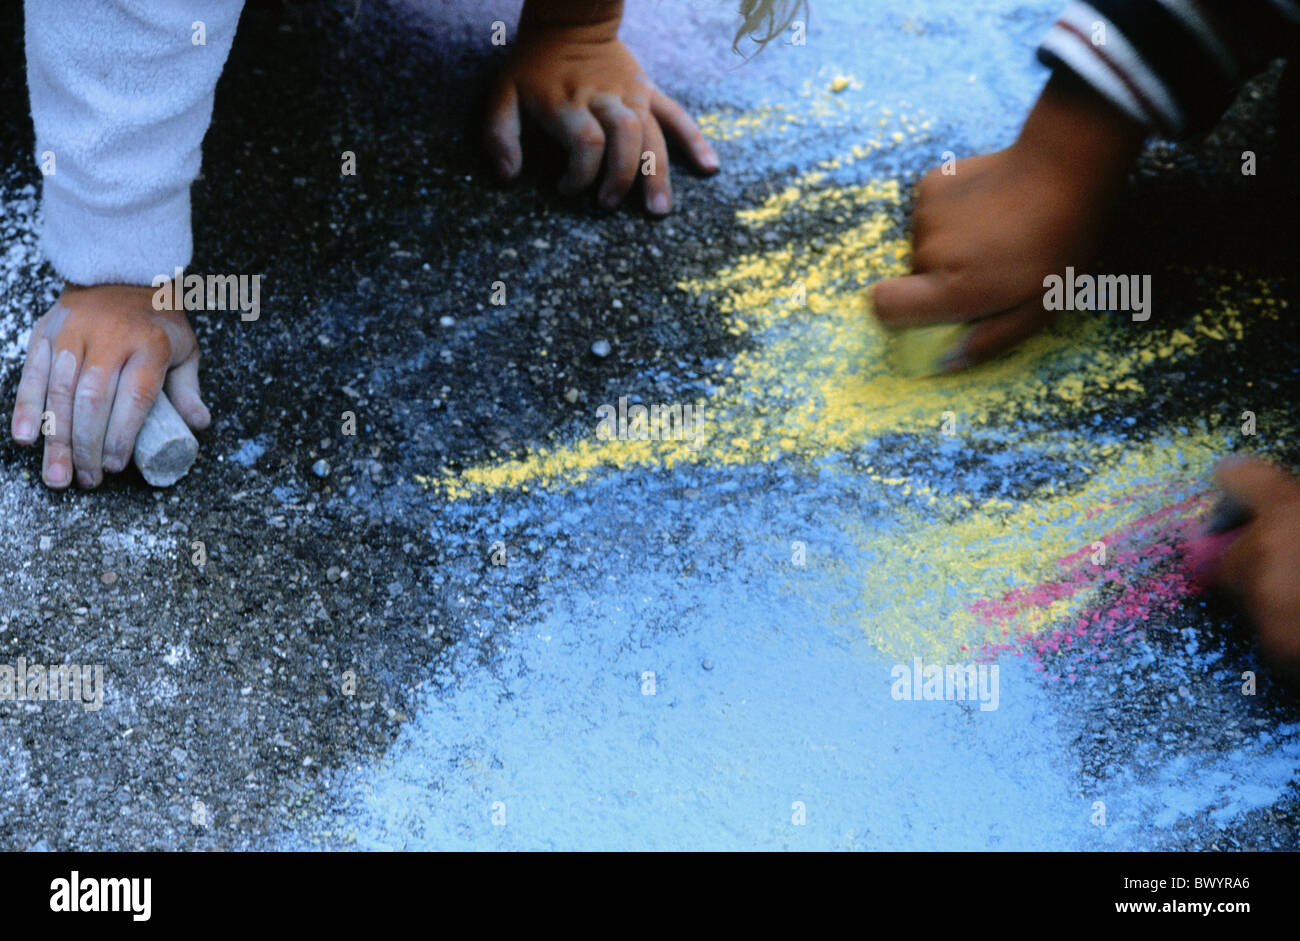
xmin=164 ymin=354 xmax=211 ymax=432
xmin=871 ymin=271 xmax=992 ymax=327
xmin=484 ymin=78 xmax=523 ymax=180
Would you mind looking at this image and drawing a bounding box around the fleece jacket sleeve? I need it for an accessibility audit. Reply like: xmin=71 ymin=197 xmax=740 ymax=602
xmin=25 ymin=0 xmax=246 ymax=286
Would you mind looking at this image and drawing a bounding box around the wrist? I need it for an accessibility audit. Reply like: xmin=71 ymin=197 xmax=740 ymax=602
xmin=1014 ymin=72 xmax=1145 ymax=203
xmin=519 ymin=1 xmax=623 ymax=42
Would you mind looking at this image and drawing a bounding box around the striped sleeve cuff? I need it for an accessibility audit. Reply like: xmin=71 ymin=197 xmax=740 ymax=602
xmin=1266 ymin=0 xmax=1300 ymax=24
xmin=1038 ymin=0 xmax=1296 ymax=138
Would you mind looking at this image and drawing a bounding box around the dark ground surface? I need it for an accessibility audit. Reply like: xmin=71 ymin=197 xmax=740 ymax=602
xmin=1 ymin=0 xmax=1298 ymax=850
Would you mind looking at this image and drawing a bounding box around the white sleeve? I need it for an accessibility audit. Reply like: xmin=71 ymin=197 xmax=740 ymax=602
xmin=24 ymin=0 xmax=245 ymax=286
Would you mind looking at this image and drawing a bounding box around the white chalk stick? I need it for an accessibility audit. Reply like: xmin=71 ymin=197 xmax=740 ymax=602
xmin=133 ymin=392 xmax=199 ymax=487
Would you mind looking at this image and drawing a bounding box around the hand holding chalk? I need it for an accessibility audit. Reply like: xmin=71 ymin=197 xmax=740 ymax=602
xmin=882 ymin=322 xmax=972 ymax=378
xmin=1195 ymin=456 xmax=1300 ymax=678
xmin=860 ymin=290 xmax=971 ymax=378
xmin=132 ymin=391 xmax=199 ymax=487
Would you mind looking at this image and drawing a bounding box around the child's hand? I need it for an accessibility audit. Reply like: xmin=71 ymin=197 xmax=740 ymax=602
xmin=872 ymin=74 xmax=1144 ymax=370
xmin=1210 ymin=456 xmax=1300 ymax=679
xmin=485 ymin=3 xmax=719 ymax=215
xmin=10 ymin=284 xmax=210 ymax=490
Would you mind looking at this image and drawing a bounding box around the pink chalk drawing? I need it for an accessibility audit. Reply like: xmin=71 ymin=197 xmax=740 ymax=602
xmin=965 ymin=486 xmax=1225 ymax=681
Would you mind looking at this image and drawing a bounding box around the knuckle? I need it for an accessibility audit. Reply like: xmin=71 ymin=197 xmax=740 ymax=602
xmin=25 ymin=331 xmax=47 ymax=358
xmin=47 ymin=372 xmax=76 ymax=402
xmin=126 ymin=385 xmax=159 ymax=415
xmin=74 ymin=382 xmax=107 ymax=412
xmin=940 ymin=267 xmax=974 ymax=294
xmin=576 ymin=125 xmax=605 ymax=150
xmin=143 ymin=323 xmax=171 ymax=355
xmin=71 ymin=442 xmax=99 ymax=468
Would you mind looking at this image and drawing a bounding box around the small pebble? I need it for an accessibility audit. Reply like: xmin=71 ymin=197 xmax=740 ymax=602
xmin=326 ymin=566 xmax=343 ymax=583
xmin=100 ymin=571 xmax=118 ymax=586
xmin=563 ymin=388 xmax=580 ymax=403
xmin=591 ymin=339 xmax=612 ymax=358
xmin=311 ymin=459 xmax=330 ymax=478
xmin=439 ymin=315 xmax=455 ymax=327
xmin=39 ymin=536 xmax=52 ymax=551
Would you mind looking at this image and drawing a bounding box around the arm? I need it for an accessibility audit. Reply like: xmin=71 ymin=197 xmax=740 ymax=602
xmin=1038 ymin=0 xmax=1299 ymax=139
xmin=871 ymin=0 xmax=1296 ymax=369
xmin=13 ymin=0 xmax=244 ymax=488
xmin=25 ymin=0 xmax=246 ymax=285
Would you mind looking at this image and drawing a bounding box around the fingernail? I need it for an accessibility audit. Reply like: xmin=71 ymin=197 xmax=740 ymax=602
xmin=649 ymin=192 xmax=670 ymax=215
xmin=46 ymin=464 xmax=67 ymax=486
xmin=14 ymin=420 xmax=33 ymax=441
xmin=700 ymin=144 xmax=720 ymax=171
xmin=1204 ymin=496 xmax=1253 ymax=535
xmin=77 ymin=470 xmax=95 ymax=489
xmin=938 ymin=349 xmax=968 ymax=374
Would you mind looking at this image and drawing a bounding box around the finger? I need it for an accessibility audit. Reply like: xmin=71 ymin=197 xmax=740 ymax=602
xmin=639 ymin=114 xmax=672 ymax=216
xmin=12 ymin=331 xmax=52 ymax=445
xmin=1205 ymin=525 xmax=1254 ymax=590
xmin=163 ymin=352 xmax=211 ymax=431
xmin=546 ymin=104 xmax=606 ymax=196
xmin=101 ymin=352 xmax=166 ymax=475
xmin=1211 ymin=526 xmax=1300 ymax=677
xmin=484 ymin=78 xmax=523 ymax=180
xmin=71 ymin=357 xmax=122 ymax=489
xmin=588 ymin=93 xmax=642 ymax=208
xmin=40 ymin=347 xmax=81 ymax=489
xmin=1213 ymin=455 xmax=1300 ymax=515
xmin=871 ymin=271 xmax=1001 ymax=327
xmin=650 ymin=89 xmax=719 ymax=174
xmin=1254 ymin=588 xmax=1300 ymax=676
xmin=945 ymin=298 xmax=1055 ymax=371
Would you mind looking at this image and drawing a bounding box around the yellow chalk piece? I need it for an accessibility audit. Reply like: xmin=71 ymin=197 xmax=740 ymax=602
xmin=857 ymin=289 xmax=968 ymax=377
xmin=882 ymin=323 xmax=971 ymax=377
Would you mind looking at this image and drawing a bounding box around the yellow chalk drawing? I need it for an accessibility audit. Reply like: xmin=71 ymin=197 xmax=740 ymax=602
xmin=420 ymin=100 xmax=1290 ymax=661
xmin=819 ymin=438 xmax=1223 ymax=663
